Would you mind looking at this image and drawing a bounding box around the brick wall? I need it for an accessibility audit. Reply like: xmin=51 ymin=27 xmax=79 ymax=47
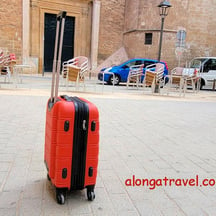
xmin=122 ymin=0 xmax=216 ymax=70
xmin=97 ymin=0 xmax=126 ymax=65
xmin=0 ymin=0 xmax=22 ymax=62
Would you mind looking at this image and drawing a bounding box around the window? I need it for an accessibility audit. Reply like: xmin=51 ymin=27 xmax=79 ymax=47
xmin=144 ymin=61 xmax=154 ymax=67
xmin=203 ymin=59 xmax=216 ymax=72
xmin=190 ymin=59 xmax=205 ymax=68
xmin=145 ymin=33 xmax=152 ymax=45
xmin=125 ymin=60 xmax=144 ymax=68
xmin=135 ymin=60 xmax=143 ymax=65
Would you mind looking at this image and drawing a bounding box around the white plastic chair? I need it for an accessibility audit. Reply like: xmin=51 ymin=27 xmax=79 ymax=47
xmin=185 ymin=68 xmax=201 ymax=92
xmin=62 ymin=56 xmax=88 ymax=90
xmin=0 ymin=66 xmax=11 ymax=83
xmin=143 ymin=63 xmax=164 ymax=93
xmin=0 ymin=52 xmax=15 ymax=83
xmin=165 ymin=67 xmax=186 ymax=96
xmin=126 ymin=64 xmax=144 ymax=88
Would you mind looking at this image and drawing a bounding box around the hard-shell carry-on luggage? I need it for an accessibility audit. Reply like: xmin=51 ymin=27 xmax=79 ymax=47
xmin=44 ymin=11 xmax=99 ymax=205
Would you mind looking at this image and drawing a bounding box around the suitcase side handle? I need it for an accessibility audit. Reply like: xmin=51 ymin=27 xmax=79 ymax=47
xmin=60 ymin=95 xmax=72 ymax=101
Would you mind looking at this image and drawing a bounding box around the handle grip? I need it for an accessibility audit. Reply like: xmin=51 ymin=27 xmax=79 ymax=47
xmin=57 ymin=11 xmax=67 ymax=20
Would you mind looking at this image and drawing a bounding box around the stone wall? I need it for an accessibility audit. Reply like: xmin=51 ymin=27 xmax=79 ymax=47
xmin=0 ymin=0 xmax=22 ymax=63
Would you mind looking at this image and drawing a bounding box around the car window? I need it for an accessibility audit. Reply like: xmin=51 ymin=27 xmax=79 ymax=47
xmin=135 ymin=60 xmax=143 ymax=65
xmin=124 ymin=61 xmax=134 ymax=68
xmin=190 ymin=58 xmax=205 ymax=68
xmin=124 ymin=60 xmax=140 ymax=68
xmin=144 ymin=61 xmax=155 ymax=68
xmin=211 ymin=60 xmax=216 ymax=70
xmin=203 ymin=59 xmax=216 ymax=72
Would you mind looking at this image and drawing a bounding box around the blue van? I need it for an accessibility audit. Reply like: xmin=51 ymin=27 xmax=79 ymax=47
xmin=98 ymin=58 xmax=169 ymax=85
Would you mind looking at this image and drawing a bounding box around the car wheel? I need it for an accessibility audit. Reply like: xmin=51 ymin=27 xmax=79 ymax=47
xmin=108 ymin=74 xmax=120 ymax=85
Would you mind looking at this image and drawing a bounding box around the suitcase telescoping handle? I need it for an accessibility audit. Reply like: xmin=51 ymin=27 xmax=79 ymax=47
xmin=51 ymin=11 xmax=67 ymax=103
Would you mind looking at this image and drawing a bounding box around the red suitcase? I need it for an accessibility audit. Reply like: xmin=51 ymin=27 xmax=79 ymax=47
xmin=44 ymin=11 xmax=99 ymax=204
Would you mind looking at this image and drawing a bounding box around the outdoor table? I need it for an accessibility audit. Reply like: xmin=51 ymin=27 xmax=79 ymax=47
xmin=13 ymin=64 xmax=32 ymax=86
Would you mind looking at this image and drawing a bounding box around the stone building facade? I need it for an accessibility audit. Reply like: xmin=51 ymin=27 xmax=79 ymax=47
xmin=0 ymin=0 xmax=216 ymax=73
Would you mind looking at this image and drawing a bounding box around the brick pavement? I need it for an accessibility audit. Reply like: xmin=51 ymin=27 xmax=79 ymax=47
xmin=0 ymin=77 xmax=216 ymax=215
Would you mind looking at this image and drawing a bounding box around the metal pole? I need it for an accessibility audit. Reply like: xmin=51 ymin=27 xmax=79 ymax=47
xmin=51 ymin=18 xmax=60 ymax=102
xmin=54 ymin=17 xmax=66 ymax=103
xmin=154 ymin=16 xmax=165 ymax=93
xmin=158 ymin=16 xmax=165 ymax=62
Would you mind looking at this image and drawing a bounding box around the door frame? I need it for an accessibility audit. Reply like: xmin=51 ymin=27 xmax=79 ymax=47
xmin=43 ymin=12 xmax=76 ymax=73
xmin=39 ymin=9 xmax=81 ymax=74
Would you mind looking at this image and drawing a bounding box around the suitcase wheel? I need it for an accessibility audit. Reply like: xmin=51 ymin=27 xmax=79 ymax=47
xmin=87 ymin=190 xmax=95 ymax=201
xmin=56 ymin=188 xmax=66 ymax=205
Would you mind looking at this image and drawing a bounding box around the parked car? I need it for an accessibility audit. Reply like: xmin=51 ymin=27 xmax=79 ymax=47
xmin=183 ymin=57 xmax=216 ymax=89
xmin=98 ymin=58 xmax=169 ymax=85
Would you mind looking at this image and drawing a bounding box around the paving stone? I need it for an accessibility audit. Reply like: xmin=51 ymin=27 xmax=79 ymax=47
xmin=91 ymin=202 xmax=116 ymax=216
xmin=204 ymin=206 xmax=216 ymax=216
xmin=0 ymin=190 xmax=21 ymax=209
xmin=0 ymin=208 xmax=16 ymax=216
xmin=67 ymin=198 xmax=93 ymax=215
xmin=161 ymin=207 xmax=186 ymax=216
xmin=133 ymin=199 xmax=163 ymax=216
xmin=18 ymin=198 xmax=43 ymax=216
xmin=109 ymin=193 xmax=138 ymax=213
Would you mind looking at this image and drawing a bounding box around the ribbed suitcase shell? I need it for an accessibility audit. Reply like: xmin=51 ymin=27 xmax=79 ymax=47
xmin=44 ymin=96 xmax=99 ymax=192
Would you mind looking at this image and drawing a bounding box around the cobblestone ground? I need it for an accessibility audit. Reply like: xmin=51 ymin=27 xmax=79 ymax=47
xmin=0 ymin=87 xmax=216 ymax=215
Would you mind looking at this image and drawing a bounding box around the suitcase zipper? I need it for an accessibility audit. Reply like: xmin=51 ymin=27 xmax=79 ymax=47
xmin=69 ymin=97 xmax=89 ymax=190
